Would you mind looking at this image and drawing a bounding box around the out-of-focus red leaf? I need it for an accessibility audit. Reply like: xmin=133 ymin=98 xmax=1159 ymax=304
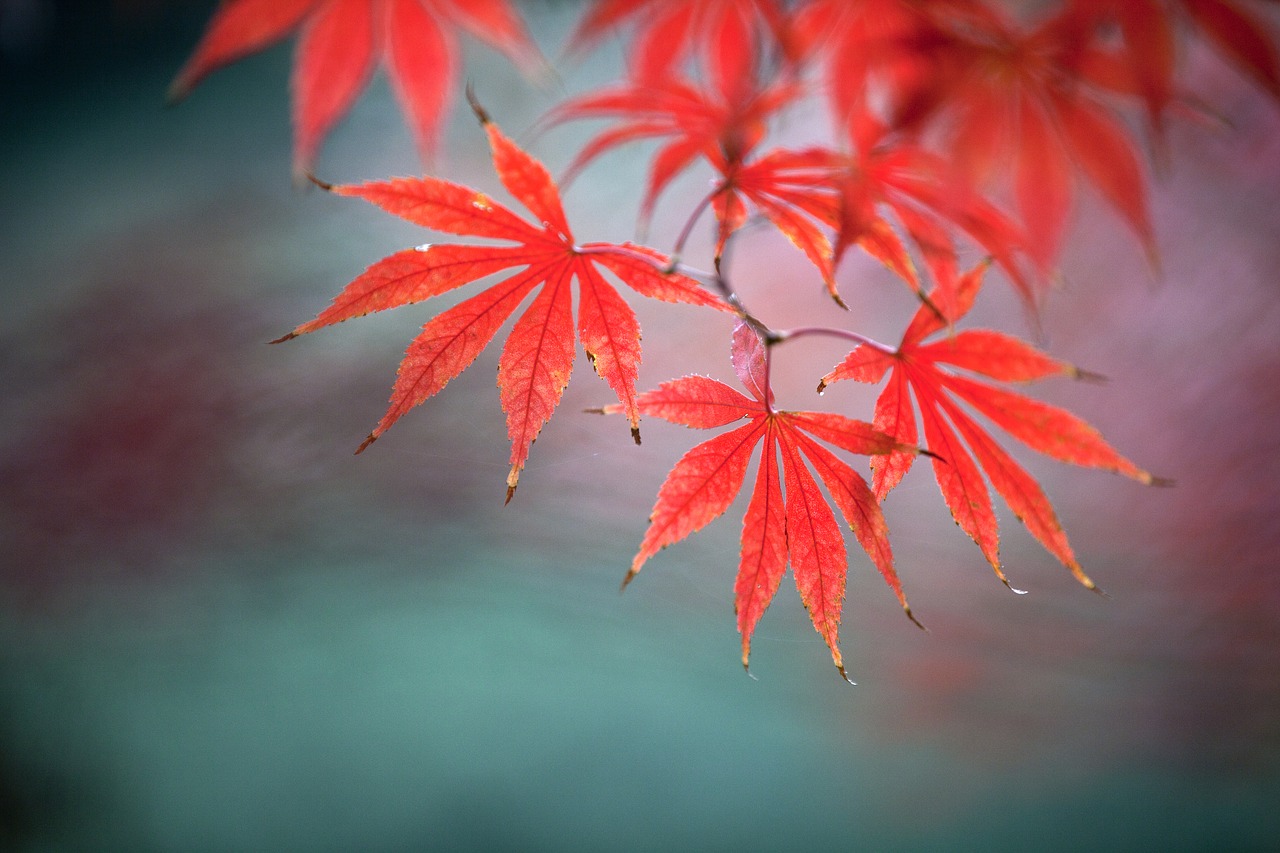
xmin=1014 ymin=92 xmax=1073 ymax=273
xmin=567 ymin=0 xmax=796 ymax=84
xmin=169 ymin=0 xmax=318 ymax=100
xmin=1073 ymin=0 xmax=1280 ymax=116
xmin=1183 ymin=0 xmax=1280 ymax=99
xmin=795 ymin=0 xmax=998 ymax=125
xmin=171 ymin=0 xmax=542 ymax=172
xmin=291 ymin=0 xmax=378 ymax=173
xmin=384 ymin=0 xmax=454 ymax=162
xmin=544 ymin=75 xmax=798 ymax=226
xmin=894 ymin=4 xmax=1159 ymax=277
xmin=832 ymin=124 xmax=1032 ymax=307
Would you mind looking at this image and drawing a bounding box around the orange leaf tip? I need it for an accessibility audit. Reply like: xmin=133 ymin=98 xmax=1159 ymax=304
xmin=505 ymin=465 xmax=521 ymax=505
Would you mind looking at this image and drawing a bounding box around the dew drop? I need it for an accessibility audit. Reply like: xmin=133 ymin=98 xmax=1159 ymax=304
xmin=472 ymin=193 xmax=493 ymax=212
xmin=415 ymin=243 xmax=433 ymax=252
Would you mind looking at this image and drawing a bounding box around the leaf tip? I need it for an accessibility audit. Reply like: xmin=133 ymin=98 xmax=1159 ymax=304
xmin=1002 ymin=577 xmax=1030 ymax=596
xmin=619 ymin=566 xmax=639 ymax=592
xmin=268 ymin=332 xmax=298 ymax=345
xmin=305 ymin=173 xmax=334 ymax=192
xmin=465 ymin=83 xmax=492 ymax=126
xmin=631 ymin=425 xmax=642 ymax=446
xmin=836 ymin=662 xmax=856 ymax=686
xmin=1072 ymin=366 xmax=1109 ymax=383
xmin=505 ymin=464 xmax=524 ymax=505
xmin=1144 ymin=242 xmax=1164 ymax=281
xmin=1068 ymin=560 xmax=1108 ymax=597
xmin=164 ymin=77 xmax=191 ymax=107
xmin=904 ymin=604 xmax=927 ymax=632
xmin=355 ymin=433 xmax=377 ymax=455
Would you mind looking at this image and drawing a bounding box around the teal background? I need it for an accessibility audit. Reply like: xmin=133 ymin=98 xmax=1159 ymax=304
xmin=2 ymin=2 xmax=1278 ymax=850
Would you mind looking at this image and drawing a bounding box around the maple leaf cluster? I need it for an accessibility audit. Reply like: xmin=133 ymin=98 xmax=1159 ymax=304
xmin=172 ymin=0 xmax=1278 ymax=678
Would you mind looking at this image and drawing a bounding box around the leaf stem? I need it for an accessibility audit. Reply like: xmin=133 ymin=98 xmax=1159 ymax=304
xmin=671 ymin=189 xmax=717 ymax=260
xmin=771 ymin=326 xmax=898 ymax=356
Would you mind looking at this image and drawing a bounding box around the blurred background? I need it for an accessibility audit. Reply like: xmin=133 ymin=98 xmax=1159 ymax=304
xmin=1 ymin=1 xmax=1278 ymax=849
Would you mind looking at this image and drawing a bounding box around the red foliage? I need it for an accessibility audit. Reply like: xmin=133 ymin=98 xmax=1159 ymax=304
xmin=568 ymin=0 xmax=798 ymax=87
xmin=605 ymin=323 xmax=917 ymax=680
xmin=170 ymin=0 xmax=541 ymax=174
xmin=177 ymin=0 xmax=1279 ymax=675
xmin=274 ymin=105 xmax=727 ymax=502
xmin=819 ymin=264 xmax=1157 ymax=590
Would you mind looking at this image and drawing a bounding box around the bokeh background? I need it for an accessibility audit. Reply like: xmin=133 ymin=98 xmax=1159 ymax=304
xmin=2 ymin=1 xmax=1278 ymax=849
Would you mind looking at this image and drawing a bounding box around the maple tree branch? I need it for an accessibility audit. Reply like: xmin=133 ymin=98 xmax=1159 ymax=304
xmin=671 ymin=189 xmax=717 ymax=260
xmin=771 ymin=326 xmax=898 ymax=356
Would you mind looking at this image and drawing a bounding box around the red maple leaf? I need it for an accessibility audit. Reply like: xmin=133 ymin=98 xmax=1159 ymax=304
xmin=543 ymin=76 xmax=862 ymax=301
xmin=818 ymin=262 xmax=1159 ymax=591
xmin=702 ymin=123 xmax=1030 ymax=311
xmin=609 ymin=323 xmax=922 ymax=680
xmin=169 ymin=0 xmax=541 ymax=174
xmin=793 ymin=0 xmax=1002 ymax=125
xmin=832 ymin=117 xmax=1031 ymax=312
xmin=544 ymin=74 xmax=799 ymax=227
xmin=567 ymin=0 xmax=798 ymax=90
xmin=910 ymin=4 xmax=1157 ymax=272
xmin=273 ymin=103 xmax=728 ymax=502
xmin=1068 ymin=0 xmax=1280 ymax=129
xmin=709 ymin=146 xmax=845 ymax=301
